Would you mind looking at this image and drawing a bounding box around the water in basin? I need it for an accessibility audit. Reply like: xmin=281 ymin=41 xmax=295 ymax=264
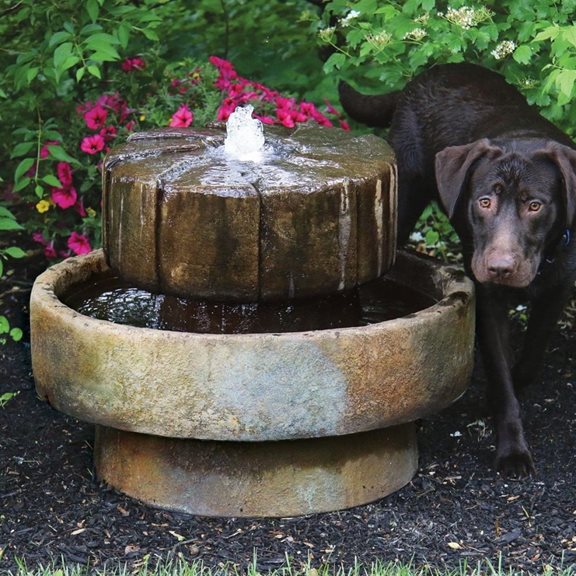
xmin=63 ymin=274 xmax=435 ymax=334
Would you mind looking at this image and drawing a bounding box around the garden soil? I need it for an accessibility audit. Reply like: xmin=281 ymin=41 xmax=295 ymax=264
xmin=1 ymin=258 xmax=575 ymax=573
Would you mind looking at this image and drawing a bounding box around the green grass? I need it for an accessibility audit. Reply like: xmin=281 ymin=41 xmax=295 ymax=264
xmin=5 ymin=557 xmax=575 ymax=576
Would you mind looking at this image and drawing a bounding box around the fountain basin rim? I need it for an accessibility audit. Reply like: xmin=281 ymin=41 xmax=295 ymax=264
xmin=30 ymin=249 xmax=475 ymax=441
xmin=32 ymin=249 xmax=471 ymax=339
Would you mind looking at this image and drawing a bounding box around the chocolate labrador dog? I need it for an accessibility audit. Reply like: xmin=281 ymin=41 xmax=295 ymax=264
xmin=339 ymin=63 xmax=576 ymax=476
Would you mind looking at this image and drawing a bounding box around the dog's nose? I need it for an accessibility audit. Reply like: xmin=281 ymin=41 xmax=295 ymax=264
xmin=487 ymin=255 xmax=515 ymax=279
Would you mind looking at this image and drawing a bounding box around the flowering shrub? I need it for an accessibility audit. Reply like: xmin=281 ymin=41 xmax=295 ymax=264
xmin=208 ymin=56 xmax=349 ymax=130
xmin=319 ymin=0 xmax=576 ymax=137
xmin=7 ymin=54 xmax=346 ymax=261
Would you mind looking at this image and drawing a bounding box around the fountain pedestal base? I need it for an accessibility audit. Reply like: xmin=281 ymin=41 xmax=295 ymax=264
xmin=94 ymin=424 xmax=417 ymax=517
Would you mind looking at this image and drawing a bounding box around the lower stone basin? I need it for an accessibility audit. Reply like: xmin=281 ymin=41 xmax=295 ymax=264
xmin=30 ymin=249 xmax=475 ymax=516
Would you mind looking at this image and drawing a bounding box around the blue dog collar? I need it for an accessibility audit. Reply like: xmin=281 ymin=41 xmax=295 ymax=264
xmin=562 ymin=228 xmax=572 ymax=247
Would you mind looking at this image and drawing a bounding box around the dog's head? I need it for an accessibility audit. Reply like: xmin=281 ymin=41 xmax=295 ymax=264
xmin=435 ymin=138 xmax=576 ymax=287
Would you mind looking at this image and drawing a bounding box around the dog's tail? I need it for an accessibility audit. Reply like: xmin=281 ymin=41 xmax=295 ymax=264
xmin=338 ymin=81 xmax=400 ymax=128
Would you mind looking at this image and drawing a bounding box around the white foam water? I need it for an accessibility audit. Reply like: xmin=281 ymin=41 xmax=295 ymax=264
xmin=224 ymin=105 xmax=265 ymax=162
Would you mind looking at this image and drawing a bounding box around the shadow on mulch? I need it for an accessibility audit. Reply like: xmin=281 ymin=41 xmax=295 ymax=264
xmin=0 ymin=281 xmax=575 ymax=573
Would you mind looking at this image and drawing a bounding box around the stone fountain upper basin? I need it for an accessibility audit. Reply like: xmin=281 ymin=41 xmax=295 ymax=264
xmin=30 ymin=249 xmax=475 ymax=442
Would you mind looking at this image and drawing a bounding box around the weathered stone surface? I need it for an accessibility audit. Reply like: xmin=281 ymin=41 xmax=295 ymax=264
xmin=30 ymin=249 xmax=475 ymax=442
xmin=103 ymin=126 xmax=396 ymax=300
xmin=94 ymin=424 xmax=417 ymax=517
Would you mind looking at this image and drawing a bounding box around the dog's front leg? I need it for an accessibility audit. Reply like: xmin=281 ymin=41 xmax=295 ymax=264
xmin=513 ymin=282 xmax=572 ymax=390
xmin=475 ymin=284 xmax=535 ymax=476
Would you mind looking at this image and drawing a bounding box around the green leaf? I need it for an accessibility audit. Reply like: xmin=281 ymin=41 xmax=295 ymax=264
xmin=62 ymin=55 xmax=81 ymax=71
xmin=4 ymin=247 xmax=27 ymax=259
xmin=26 ymin=67 xmax=39 ymax=84
xmin=86 ymin=0 xmax=100 ymax=22
xmin=49 ymin=31 xmax=72 ymax=47
xmin=117 ymin=23 xmax=130 ymax=49
xmin=425 ymin=229 xmax=440 ymax=245
xmin=556 ymin=69 xmax=576 ymax=100
xmin=513 ymin=45 xmax=533 ymax=65
xmin=562 ymin=26 xmax=576 ymax=48
xmin=533 ymin=26 xmax=559 ymax=42
xmin=323 ymin=52 xmax=346 ymax=73
xmin=90 ymin=49 xmax=120 ymax=62
xmin=76 ymin=67 xmax=86 ymax=82
xmin=87 ymin=65 xmax=102 ymax=79
xmin=35 ymin=184 xmax=44 ymax=198
xmin=0 ymin=316 xmax=8 ymax=333
xmin=10 ymin=327 xmax=23 ymax=342
xmin=13 ymin=177 xmax=31 ymax=193
xmin=42 ymin=175 xmax=62 ymax=188
xmin=140 ymin=28 xmax=160 ymax=42
xmin=48 ymin=145 xmax=80 ymax=165
xmin=84 ymin=32 xmax=120 ymax=50
xmin=81 ymin=23 xmax=104 ymax=35
xmin=14 ymin=158 xmax=35 ymax=183
xmin=10 ymin=141 xmax=35 ymax=159
xmin=0 ymin=217 xmax=24 ymax=231
xmin=44 ymin=130 xmax=62 ymax=141
xmin=0 ymin=207 xmax=17 ymax=218
xmin=53 ymin=42 xmax=74 ymax=70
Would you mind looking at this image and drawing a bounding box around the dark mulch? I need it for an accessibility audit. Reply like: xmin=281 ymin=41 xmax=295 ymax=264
xmin=1 ymin=259 xmax=575 ymax=573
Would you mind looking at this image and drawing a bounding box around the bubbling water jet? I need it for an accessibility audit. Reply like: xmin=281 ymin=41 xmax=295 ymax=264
xmin=224 ymin=104 xmax=265 ymax=162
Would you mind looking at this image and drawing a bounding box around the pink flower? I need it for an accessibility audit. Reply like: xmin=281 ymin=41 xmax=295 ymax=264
xmin=44 ymin=242 xmax=57 ymax=259
xmin=51 ymin=186 xmax=78 ymax=209
xmin=80 ymin=134 xmax=105 ymax=155
xmin=99 ymin=125 xmax=118 ymax=142
xmin=74 ymin=198 xmax=87 ymax=217
xmin=209 ymin=55 xmax=239 ymax=91
xmin=121 ymin=57 xmax=146 ymax=72
xmin=169 ymin=104 xmax=194 ymax=128
xmin=32 ymin=232 xmax=57 ymax=259
xmin=67 ymin=231 xmax=91 ymax=255
xmin=323 ymin=99 xmax=339 ymax=116
xmin=339 ymin=119 xmax=350 ymax=131
xmin=56 ymin=162 xmax=73 ymax=188
xmin=216 ymin=97 xmax=237 ymax=122
xmin=84 ymin=105 xmax=108 ymax=130
xmin=276 ymin=108 xmax=295 ymax=128
xmin=76 ymin=101 xmax=94 ymax=116
xmin=32 ymin=231 xmax=46 ymax=245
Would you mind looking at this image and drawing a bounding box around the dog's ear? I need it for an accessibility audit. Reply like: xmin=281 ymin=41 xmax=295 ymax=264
xmin=435 ymin=139 xmax=503 ymax=218
xmin=536 ymin=142 xmax=576 ymax=227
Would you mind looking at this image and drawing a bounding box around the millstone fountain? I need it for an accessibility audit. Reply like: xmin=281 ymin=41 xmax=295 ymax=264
xmin=30 ymin=106 xmax=475 ymax=517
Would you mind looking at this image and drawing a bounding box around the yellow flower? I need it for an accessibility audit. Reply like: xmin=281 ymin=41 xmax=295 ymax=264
xmin=36 ymin=199 xmax=51 ymax=213
xmin=139 ymin=114 xmax=146 ymax=121
xmin=86 ymin=207 xmax=97 ymax=218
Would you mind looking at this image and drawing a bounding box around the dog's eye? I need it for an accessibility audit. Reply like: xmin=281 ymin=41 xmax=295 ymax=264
xmin=528 ymin=200 xmax=542 ymax=212
xmin=478 ymin=197 xmax=492 ymax=209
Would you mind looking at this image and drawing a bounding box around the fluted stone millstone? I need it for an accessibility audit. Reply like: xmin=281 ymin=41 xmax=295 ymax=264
xmin=103 ymin=126 xmax=397 ymax=300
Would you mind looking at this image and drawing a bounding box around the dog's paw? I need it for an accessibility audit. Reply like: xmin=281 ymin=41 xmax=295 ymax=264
xmin=495 ymin=447 xmax=535 ymax=477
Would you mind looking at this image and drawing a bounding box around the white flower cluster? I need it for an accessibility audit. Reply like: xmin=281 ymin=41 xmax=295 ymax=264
xmin=340 ymin=9 xmax=361 ymax=27
xmin=404 ymin=27 xmax=427 ymax=41
xmin=491 ymin=40 xmax=517 ymax=60
xmin=366 ymin=30 xmax=392 ymax=47
xmin=440 ymin=6 xmax=492 ymax=29
xmin=318 ymin=26 xmax=336 ymax=43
